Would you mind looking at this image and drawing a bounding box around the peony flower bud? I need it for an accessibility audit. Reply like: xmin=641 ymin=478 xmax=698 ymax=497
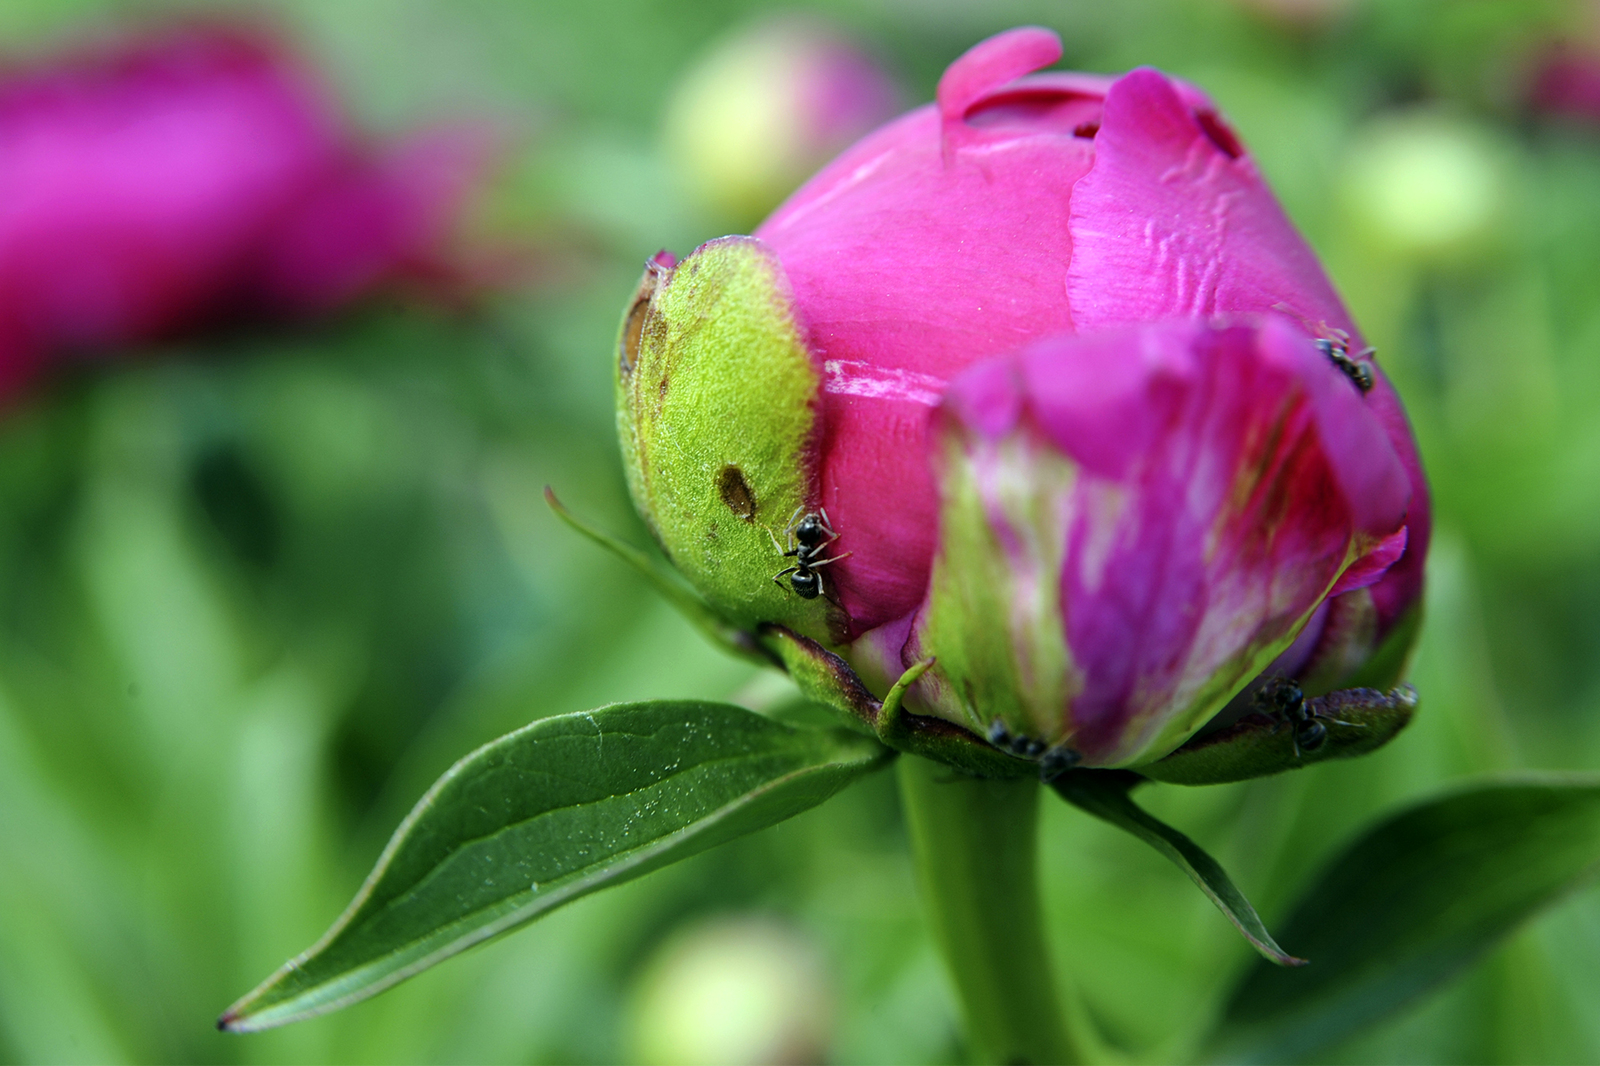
xmin=0 ymin=24 xmax=485 ymax=395
xmin=617 ymin=27 xmax=1430 ymax=769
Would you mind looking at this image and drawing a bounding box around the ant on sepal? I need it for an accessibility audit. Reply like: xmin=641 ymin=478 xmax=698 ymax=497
xmin=986 ymin=720 xmax=1083 ymax=781
xmin=769 ymin=507 xmax=851 ymax=600
xmin=1255 ymin=677 xmax=1363 ymax=758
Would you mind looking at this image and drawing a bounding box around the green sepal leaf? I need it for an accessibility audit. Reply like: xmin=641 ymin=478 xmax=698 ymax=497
xmin=545 ymin=487 xmax=771 ymax=665
xmin=220 ymin=700 xmax=891 ymax=1032
xmin=615 ymin=237 xmax=838 ymax=644
xmin=760 ymin=624 xmax=1037 ymax=779
xmin=1207 ymin=774 xmax=1600 ymax=1064
xmin=1051 ymin=770 xmax=1303 ymax=966
xmin=1141 ymin=685 xmax=1418 ymax=786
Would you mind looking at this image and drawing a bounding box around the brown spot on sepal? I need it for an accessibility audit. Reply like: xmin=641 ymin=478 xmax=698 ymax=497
xmin=716 ymin=465 xmax=757 ymax=521
xmin=619 ymin=252 xmax=674 ymax=376
xmin=620 ymin=293 xmax=648 ymax=376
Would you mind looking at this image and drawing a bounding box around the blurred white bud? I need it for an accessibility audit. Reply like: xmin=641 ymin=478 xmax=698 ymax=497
xmin=625 ymin=915 xmax=833 ymax=1066
xmin=662 ymin=18 xmax=900 ymax=223
xmin=1340 ymin=110 xmax=1510 ymax=263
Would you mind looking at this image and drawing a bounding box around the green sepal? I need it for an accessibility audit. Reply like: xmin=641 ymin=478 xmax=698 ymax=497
xmin=759 ymin=624 xmax=1037 ymax=779
xmin=917 ymin=420 xmax=1077 ymax=745
xmin=615 ymin=236 xmax=839 ymax=645
xmin=545 ymin=488 xmax=771 ymax=666
xmin=1140 ymin=684 xmax=1418 ymax=787
xmin=1051 ymin=770 xmax=1303 ymax=966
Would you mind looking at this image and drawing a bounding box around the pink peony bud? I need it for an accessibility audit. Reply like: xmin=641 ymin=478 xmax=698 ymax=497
xmin=617 ymin=27 xmax=1429 ymax=768
xmin=0 ymin=24 xmax=486 ymax=395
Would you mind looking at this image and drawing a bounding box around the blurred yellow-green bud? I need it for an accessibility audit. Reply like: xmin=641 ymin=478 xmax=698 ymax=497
xmin=661 ymin=17 xmax=900 ymax=224
xmin=1340 ymin=110 xmax=1511 ymax=264
xmin=625 ymin=916 xmax=833 ymax=1066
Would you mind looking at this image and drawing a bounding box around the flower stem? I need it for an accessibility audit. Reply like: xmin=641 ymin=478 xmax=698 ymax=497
xmin=897 ymin=755 xmax=1078 ymax=1065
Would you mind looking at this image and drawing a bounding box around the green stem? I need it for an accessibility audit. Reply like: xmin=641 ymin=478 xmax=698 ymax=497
xmin=898 ymin=755 xmax=1078 ymax=1065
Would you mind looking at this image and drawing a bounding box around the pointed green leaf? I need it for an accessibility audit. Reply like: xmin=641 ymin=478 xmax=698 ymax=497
xmin=1208 ymin=774 xmax=1600 ymax=1064
xmin=221 ymin=701 xmax=891 ymax=1032
xmin=1051 ymin=770 xmax=1303 ymax=966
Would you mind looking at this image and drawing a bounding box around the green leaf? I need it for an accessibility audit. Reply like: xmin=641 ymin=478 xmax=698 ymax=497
xmin=1208 ymin=775 xmax=1600 ymax=1064
xmin=220 ymin=700 xmax=891 ymax=1032
xmin=1051 ymin=770 xmax=1303 ymax=966
xmin=1141 ymin=685 xmax=1418 ymax=786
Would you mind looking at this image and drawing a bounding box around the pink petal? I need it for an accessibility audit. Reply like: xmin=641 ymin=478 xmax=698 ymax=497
xmin=1067 ymin=67 xmax=1357 ymax=337
xmin=1329 ymin=526 xmax=1408 ymax=597
xmin=933 ymin=320 xmax=1408 ymax=764
xmin=936 ymin=26 xmax=1063 ymax=123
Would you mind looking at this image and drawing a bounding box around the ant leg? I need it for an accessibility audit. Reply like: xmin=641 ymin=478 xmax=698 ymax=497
xmin=773 ymin=566 xmax=798 ymax=589
xmin=815 ymin=507 xmax=840 ymax=544
xmin=805 ymin=551 xmax=854 ymax=569
xmin=764 ymin=525 xmax=787 ymax=554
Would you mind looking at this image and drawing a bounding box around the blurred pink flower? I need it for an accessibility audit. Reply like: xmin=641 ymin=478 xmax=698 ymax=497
xmin=0 ymin=24 xmax=485 ymax=394
xmin=1527 ymin=42 xmax=1600 ymax=120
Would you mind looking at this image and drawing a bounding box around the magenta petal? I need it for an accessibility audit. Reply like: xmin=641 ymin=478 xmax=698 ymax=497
xmin=1014 ymin=324 xmax=1195 ymax=479
xmin=935 ymin=320 xmax=1406 ymax=764
xmin=1329 ymin=527 xmax=1408 ymax=597
xmin=1067 ymin=67 xmax=1356 ymax=336
xmin=1360 ymin=372 xmax=1431 ymax=630
xmin=1256 ymin=316 xmax=1411 ymax=536
xmin=757 ymin=53 xmax=1101 ymax=633
xmin=935 ymin=26 xmax=1063 ymax=122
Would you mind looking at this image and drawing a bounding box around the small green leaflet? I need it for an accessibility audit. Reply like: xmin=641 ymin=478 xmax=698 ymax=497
xmin=221 ymin=701 xmax=891 ymax=1031
xmin=1209 ymin=775 xmax=1600 ymax=1063
xmin=544 ymin=488 xmax=771 ymax=665
xmin=1051 ymin=770 xmax=1302 ymax=966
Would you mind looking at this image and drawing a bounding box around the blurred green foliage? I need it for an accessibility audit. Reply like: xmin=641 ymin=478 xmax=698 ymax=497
xmin=1 ymin=1 xmax=1599 ymax=1063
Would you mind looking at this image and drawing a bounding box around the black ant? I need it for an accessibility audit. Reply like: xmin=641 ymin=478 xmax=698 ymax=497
xmin=1256 ymin=678 xmax=1362 ymax=757
xmin=1314 ymin=330 xmax=1376 ymax=394
xmin=987 ymin=721 xmax=1083 ymax=780
xmin=771 ymin=507 xmax=850 ymax=600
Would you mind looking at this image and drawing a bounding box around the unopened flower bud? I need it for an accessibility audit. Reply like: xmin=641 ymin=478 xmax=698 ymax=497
xmin=617 ymin=27 xmax=1430 ymax=769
